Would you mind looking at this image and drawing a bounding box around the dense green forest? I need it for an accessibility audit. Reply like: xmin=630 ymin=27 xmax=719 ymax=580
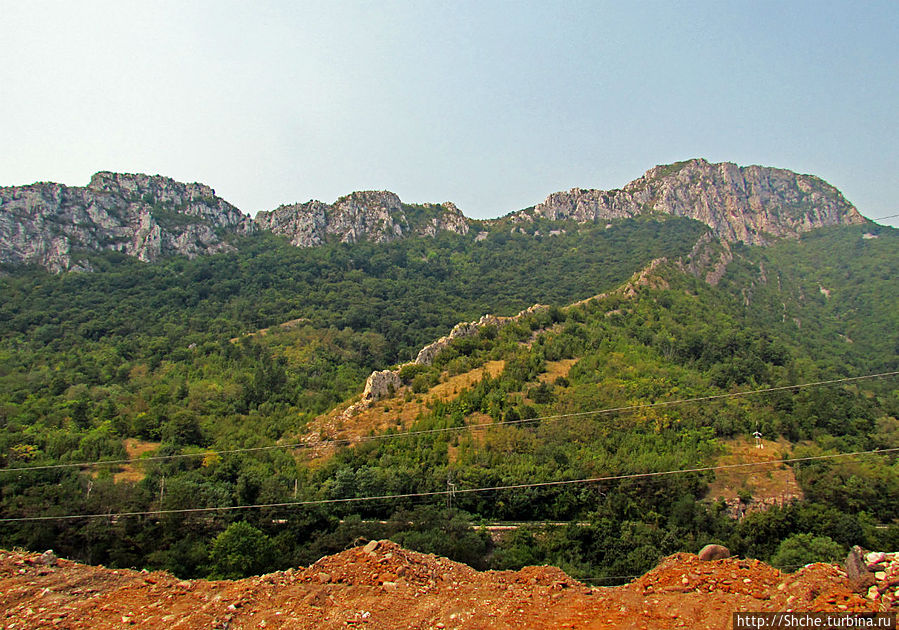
xmin=0 ymin=217 xmax=704 ymax=443
xmin=720 ymin=224 xmax=899 ymax=374
xmin=1 ymin=219 xmax=897 ymax=582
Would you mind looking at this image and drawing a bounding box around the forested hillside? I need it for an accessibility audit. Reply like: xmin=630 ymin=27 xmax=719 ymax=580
xmin=0 ymin=217 xmax=702 ymax=433
xmin=720 ymin=224 xmax=899 ymax=374
xmin=0 ymin=214 xmax=896 ymax=582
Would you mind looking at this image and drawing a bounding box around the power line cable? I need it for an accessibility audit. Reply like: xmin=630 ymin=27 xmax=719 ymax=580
xmin=2 ymin=446 xmax=896 ymax=523
xmin=2 ymin=370 xmax=896 ymax=474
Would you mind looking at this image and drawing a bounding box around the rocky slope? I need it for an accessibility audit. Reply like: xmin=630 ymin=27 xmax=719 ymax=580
xmin=1 ymin=543 xmax=893 ymax=629
xmin=335 ymin=304 xmax=548 ymax=421
xmin=0 ymin=159 xmax=868 ymax=271
xmin=513 ymin=158 xmax=866 ymax=245
xmin=0 ymin=172 xmax=254 ymax=271
xmin=255 ymin=190 xmax=469 ymax=247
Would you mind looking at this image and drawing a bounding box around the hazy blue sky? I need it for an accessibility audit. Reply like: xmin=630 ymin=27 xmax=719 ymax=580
xmin=2 ymin=1 xmax=897 ymax=225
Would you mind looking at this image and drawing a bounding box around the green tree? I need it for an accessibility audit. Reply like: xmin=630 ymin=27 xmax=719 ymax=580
xmin=769 ymin=533 xmax=845 ymax=571
xmin=209 ymin=521 xmax=278 ymax=579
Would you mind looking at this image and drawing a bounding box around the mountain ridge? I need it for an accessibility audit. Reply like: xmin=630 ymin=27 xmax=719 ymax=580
xmin=0 ymin=171 xmax=254 ymax=271
xmin=514 ymin=158 xmax=865 ymax=245
xmin=0 ymin=159 xmax=867 ymax=271
xmin=255 ymin=190 xmax=469 ymax=247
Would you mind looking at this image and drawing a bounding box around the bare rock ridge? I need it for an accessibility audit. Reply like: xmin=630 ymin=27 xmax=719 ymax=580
xmin=348 ymin=256 xmax=699 ymax=414
xmin=343 ymin=305 xmax=548 ymax=416
xmin=0 ymin=159 xmax=867 ymax=271
xmin=255 ymin=190 xmax=469 ymax=247
xmin=0 ymin=172 xmax=254 ymax=271
xmin=516 ymin=158 xmax=865 ymax=245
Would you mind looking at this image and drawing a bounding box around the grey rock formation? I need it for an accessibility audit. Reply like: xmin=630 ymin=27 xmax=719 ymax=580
xmin=412 ymin=306 xmax=548 ymax=366
xmin=845 ymin=546 xmax=876 ymax=592
xmin=361 ymin=370 xmax=402 ymax=403
xmin=343 ymin=304 xmax=549 ymax=416
xmin=255 ymin=191 xmax=469 ymax=247
xmin=681 ymin=233 xmax=735 ymax=286
xmin=0 ymin=172 xmax=254 ymax=271
xmin=415 ymin=314 xmax=504 ymax=366
xmin=517 ymin=159 xmax=865 ymax=245
xmin=37 ymin=550 xmax=58 ymax=567
xmin=2 ymin=159 xmax=867 ymax=272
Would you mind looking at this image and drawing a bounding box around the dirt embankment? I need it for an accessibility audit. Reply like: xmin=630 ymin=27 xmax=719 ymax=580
xmin=2 ymin=541 xmax=895 ymax=630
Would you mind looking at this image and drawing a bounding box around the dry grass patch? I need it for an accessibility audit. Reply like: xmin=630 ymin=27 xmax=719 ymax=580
xmin=538 ymin=359 xmax=578 ymax=384
xmin=298 ymin=361 xmax=506 ymax=464
xmin=112 ymin=438 xmax=160 ymax=483
xmin=707 ymin=436 xmax=803 ymax=503
xmin=229 ymin=317 xmax=309 ymax=342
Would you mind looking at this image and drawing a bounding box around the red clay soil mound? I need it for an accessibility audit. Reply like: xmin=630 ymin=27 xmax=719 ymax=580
xmin=0 ymin=541 xmax=892 ymax=630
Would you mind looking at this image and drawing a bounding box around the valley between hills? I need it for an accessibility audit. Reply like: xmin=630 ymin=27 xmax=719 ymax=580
xmin=0 ymin=159 xmax=897 ymax=624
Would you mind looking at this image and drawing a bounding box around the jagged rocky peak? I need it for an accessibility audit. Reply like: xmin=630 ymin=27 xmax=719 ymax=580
xmin=523 ymin=158 xmax=865 ymax=245
xmin=255 ymin=190 xmax=470 ymax=248
xmin=335 ymin=190 xmax=404 ymax=215
xmin=89 ymin=171 xmax=216 ymax=200
xmin=0 ymin=172 xmax=254 ymax=271
xmin=87 ymin=171 xmax=250 ymax=226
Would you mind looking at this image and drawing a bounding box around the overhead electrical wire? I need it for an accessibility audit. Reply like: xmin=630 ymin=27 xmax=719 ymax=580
xmin=1 ymin=447 xmax=897 ymax=523
xmin=1 ymin=371 xmax=896 ymax=475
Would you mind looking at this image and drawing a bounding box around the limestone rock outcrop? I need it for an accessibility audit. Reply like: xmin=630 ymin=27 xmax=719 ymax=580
xmin=255 ymin=191 xmax=469 ymax=247
xmin=415 ymin=314 xmax=504 ymax=366
xmin=1 ymin=159 xmax=869 ymax=272
xmin=680 ymin=233 xmax=735 ymax=286
xmin=344 ymin=304 xmax=548 ymax=416
xmin=0 ymin=172 xmax=254 ymax=271
xmin=361 ymin=370 xmax=403 ymax=403
xmin=516 ymin=159 xmax=865 ymax=245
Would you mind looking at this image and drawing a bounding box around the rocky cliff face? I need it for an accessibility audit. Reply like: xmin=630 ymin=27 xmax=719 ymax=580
xmin=255 ymin=190 xmax=469 ymax=247
xmin=1 ymin=160 xmax=868 ymax=272
xmin=516 ymin=159 xmax=865 ymax=245
xmin=0 ymin=172 xmax=254 ymax=271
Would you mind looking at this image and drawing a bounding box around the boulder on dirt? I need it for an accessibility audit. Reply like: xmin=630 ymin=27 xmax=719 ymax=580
xmin=37 ymin=550 xmax=57 ymax=566
xmin=866 ymin=551 xmax=887 ymax=567
xmin=698 ymin=544 xmax=730 ymax=561
xmin=363 ymin=540 xmax=381 ymax=554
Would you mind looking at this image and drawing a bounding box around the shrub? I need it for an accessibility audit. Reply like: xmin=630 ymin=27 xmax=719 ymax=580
xmin=209 ymin=521 xmax=278 ymax=579
xmin=770 ymin=533 xmax=844 ymax=571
